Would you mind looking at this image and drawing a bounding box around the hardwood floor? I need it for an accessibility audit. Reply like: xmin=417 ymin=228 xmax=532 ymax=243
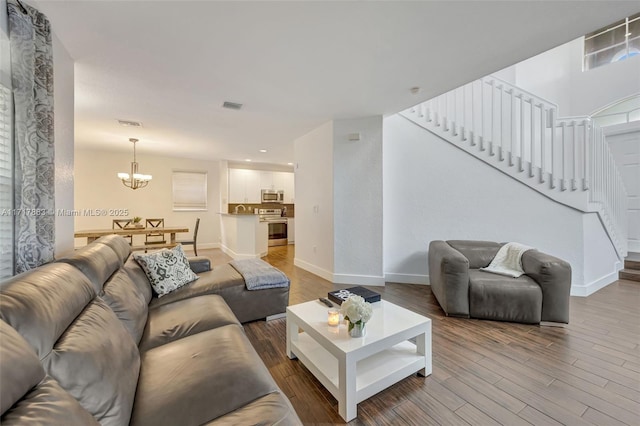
xmin=199 ymin=245 xmax=640 ymax=425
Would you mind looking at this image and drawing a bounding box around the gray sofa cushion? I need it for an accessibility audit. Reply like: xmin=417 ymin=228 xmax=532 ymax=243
xmin=447 ymin=240 xmax=502 ymax=269
xmin=94 ymin=234 xmax=132 ymax=264
xmin=469 ymin=270 xmax=542 ymax=324
xmin=101 ymin=269 xmax=150 ymax=344
xmin=149 ymin=264 xmax=288 ymax=323
xmin=1 ymin=376 xmax=100 ymax=425
xmin=0 ymin=320 xmax=46 ymax=415
xmin=0 ymin=263 xmax=95 ymax=359
xmin=131 ymin=325 xmax=280 ymax=426
xmin=56 ymin=243 xmax=122 ymax=294
xmin=203 ymin=392 xmax=301 ymax=426
xmin=122 ymin=257 xmax=153 ymax=304
xmin=43 ymin=298 xmax=140 ymax=426
xmin=140 ymin=294 xmax=240 ymax=351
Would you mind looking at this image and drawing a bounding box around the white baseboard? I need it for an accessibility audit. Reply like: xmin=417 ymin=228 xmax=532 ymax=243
xmin=294 ymin=258 xmax=334 ymax=282
xmin=384 ymin=273 xmax=430 ymax=285
xmin=220 ymin=244 xmax=265 ymax=260
xmin=333 ymin=274 xmax=385 ymax=286
xmin=183 ymin=242 xmax=219 ymax=251
xmin=628 ymin=240 xmax=640 ymax=253
xmin=570 ymin=262 xmax=622 ymax=297
xmin=293 ymin=258 xmax=386 ymax=285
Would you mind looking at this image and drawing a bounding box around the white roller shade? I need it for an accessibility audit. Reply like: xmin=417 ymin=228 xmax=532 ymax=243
xmin=172 ymin=171 xmax=207 ymax=211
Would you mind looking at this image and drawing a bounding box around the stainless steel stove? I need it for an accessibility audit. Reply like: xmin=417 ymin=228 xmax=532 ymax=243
xmin=258 ymin=209 xmax=288 ymax=246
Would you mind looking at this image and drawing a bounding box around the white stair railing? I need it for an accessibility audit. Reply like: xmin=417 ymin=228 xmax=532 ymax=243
xmin=402 ymin=76 xmax=628 ymax=258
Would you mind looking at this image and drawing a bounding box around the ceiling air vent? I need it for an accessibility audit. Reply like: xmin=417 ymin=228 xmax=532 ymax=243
xmin=222 ymin=101 xmax=243 ymax=110
xmin=118 ymin=119 xmax=142 ymax=127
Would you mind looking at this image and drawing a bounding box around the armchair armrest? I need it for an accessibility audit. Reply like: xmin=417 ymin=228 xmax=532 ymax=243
xmin=522 ymin=251 xmax=571 ymax=323
xmin=188 ymin=256 xmax=211 ymax=274
xmin=428 ymin=241 xmax=470 ymax=317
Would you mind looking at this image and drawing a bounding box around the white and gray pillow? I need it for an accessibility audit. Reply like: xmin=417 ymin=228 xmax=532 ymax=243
xmin=133 ymin=245 xmax=198 ymax=297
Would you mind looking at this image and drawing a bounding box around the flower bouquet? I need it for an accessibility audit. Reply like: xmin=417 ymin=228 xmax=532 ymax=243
xmin=340 ymin=295 xmax=373 ymax=337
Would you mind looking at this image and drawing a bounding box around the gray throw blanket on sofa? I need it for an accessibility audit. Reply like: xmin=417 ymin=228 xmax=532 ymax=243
xmin=230 ymin=258 xmax=290 ymax=290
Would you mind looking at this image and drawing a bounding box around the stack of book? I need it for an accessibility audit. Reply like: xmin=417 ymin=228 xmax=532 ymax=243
xmin=327 ymin=286 xmax=381 ymax=305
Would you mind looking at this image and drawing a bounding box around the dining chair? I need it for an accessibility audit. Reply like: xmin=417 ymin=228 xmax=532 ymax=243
xmin=177 ymin=218 xmax=200 ymax=256
xmin=112 ymin=219 xmax=133 ymax=244
xmin=145 ymin=218 xmax=166 ymax=245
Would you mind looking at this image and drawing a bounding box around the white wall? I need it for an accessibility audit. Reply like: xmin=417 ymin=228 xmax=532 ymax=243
xmin=293 ymin=121 xmax=334 ymax=280
xmin=581 ymin=213 xmax=622 ymax=296
xmin=53 ymin=33 xmax=74 ymax=257
xmin=500 ymin=37 xmax=640 ymax=117
xmin=333 ymin=116 xmax=384 ymax=284
xmin=74 ymin=149 xmax=221 ymax=250
xmin=383 ymin=114 xmax=621 ymax=293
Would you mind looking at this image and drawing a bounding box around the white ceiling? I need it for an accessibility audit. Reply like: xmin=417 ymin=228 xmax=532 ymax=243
xmin=30 ymin=0 xmax=639 ymax=166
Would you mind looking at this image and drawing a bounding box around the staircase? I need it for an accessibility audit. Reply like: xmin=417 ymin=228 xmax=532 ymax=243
xmin=400 ymin=76 xmax=628 ymax=259
xmin=620 ymin=253 xmax=640 ymax=282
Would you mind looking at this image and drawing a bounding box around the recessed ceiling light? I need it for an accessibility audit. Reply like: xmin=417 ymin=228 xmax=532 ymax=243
xmin=245 ymin=159 xmax=252 ymax=162
xmin=259 ymin=149 xmax=267 ymax=153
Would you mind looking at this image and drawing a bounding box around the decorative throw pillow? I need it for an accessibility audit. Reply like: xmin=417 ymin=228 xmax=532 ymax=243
xmin=133 ymin=245 xmax=198 ymax=297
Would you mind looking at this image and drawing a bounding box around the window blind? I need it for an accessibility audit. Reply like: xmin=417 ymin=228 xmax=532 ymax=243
xmin=0 ymin=83 xmax=13 ymax=279
xmin=172 ymin=171 xmax=207 ymax=211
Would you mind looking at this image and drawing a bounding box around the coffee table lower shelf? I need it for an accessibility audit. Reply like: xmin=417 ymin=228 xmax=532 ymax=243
xmin=291 ymin=332 xmax=425 ymax=409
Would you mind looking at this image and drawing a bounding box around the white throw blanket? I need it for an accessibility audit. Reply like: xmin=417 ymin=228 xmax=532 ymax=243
xmin=480 ymin=242 xmax=533 ymax=278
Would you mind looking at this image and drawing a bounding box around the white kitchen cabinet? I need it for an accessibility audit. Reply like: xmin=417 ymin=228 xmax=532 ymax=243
xmin=282 ymin=173 xmax=295 ymax=203
xmin=229 ymin=169 xmax=261 ymax=203
xmin=245 ymin=170 xmax=261 ymax=203
xmin=259 ymin=171 xmax=274 ymax=190
xmin=230 ymin=169 xmax=294 ymax=203
xmin=270 ymin=172 xmax=282 ymax=191
xmin=228 ymin=169 xmax=245 ymax=203
xmin=287 ymin=218 xmax=295 ymax=244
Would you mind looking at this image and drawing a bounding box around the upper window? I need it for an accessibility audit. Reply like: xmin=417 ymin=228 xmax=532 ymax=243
xmin=172 ymin=171 xmax=208 ymax=211
xmin=584 ymin=13 xmax=640 ymax=71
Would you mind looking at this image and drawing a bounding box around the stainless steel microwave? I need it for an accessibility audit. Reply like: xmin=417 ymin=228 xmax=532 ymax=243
xmin=261 ymin=189 xmax=284 ymax=203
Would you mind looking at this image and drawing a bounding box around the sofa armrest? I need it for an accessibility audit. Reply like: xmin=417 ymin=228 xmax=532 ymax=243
xmin=522 ymin=251 xmax=571 ymax=323
xmin=188 ymin=256 xmax=211 ymax=274
xmin=428 ymin=241 xmax=470 ymax=317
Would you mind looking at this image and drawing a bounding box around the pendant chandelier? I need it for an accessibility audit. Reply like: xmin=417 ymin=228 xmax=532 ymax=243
xmin=117 ymin=138 xmax=152 ymax=190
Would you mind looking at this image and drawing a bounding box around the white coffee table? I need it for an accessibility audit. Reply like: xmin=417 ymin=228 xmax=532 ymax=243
xmin=286 ymin=299 xmax=432 ymax=421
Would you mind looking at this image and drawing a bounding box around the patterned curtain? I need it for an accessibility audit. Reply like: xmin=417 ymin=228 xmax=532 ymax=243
xmin=7 ymin=0 xmax=55 ymax=273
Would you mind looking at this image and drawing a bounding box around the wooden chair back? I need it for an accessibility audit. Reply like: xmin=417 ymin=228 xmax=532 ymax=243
xmin=112 ymin=219 xmax=133 ymax=244
xmin=145 ymin=218 xmax=166 ymax=245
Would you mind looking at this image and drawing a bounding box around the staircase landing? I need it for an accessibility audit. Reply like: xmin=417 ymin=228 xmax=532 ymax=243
xmin=620 ymin=252 xmax=640 ymax=282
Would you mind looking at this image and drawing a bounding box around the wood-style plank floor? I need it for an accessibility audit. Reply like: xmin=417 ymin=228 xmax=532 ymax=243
xmin=199 ymin=245 xmax=640 ymax=425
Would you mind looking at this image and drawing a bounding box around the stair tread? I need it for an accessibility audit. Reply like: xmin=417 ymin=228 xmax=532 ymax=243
xmin=624 ymin=253 xmax=640 ymax=271
xmin=619 ymin=268 xmax=640 ymax=282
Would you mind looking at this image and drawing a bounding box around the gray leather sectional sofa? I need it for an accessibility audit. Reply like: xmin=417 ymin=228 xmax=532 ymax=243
xmin=429 ymin=240 xmax=571 ymax=324
xmin=0 ymin=235 xmax=301 ymax=425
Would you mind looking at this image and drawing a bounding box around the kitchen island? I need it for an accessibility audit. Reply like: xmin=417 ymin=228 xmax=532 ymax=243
xmin=219 ymin=213 xmax=269 ymax=259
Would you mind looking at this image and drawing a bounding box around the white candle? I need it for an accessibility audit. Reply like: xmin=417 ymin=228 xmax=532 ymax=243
xmin=328 ymin=309 xmax=340 ymax=326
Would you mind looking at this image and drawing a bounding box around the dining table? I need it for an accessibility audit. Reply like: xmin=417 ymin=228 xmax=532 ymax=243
xmin=74 ymin=226 xmax=189 ymax=249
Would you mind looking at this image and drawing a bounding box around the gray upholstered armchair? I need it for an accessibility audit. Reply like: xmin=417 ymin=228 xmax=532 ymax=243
xmin=428 ymin=240 xmax=571 ymax=324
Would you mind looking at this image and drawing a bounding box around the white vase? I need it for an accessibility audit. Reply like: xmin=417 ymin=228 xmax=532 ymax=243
xmin=349 ymin=321 xmax=366 ymax=337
